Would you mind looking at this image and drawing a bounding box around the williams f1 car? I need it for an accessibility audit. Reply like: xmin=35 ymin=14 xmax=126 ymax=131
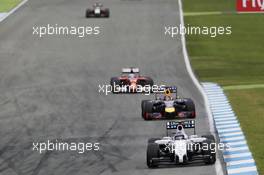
xmin=146 ymin=120 xmax=216 ymax=168
xmin=86 ymin=3 xmax=109 ymax=18
xmin=110 ymin=67 xmax=154 ymax=93
xmin=141 ymin=86 xmax=195 ymax=120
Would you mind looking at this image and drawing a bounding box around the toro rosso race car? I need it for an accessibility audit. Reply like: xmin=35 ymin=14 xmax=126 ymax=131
xmin=86 ymin=3 xmax=109 ymax=18
xmin=141 ymin=86 xmax=195 ymax=120
xmin=110 ymin=67 xmax=154 ymax=93
xmin=146 ymin=120 xmax=216 ymax=168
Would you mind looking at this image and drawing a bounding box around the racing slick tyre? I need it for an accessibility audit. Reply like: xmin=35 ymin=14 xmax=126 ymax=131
xmin=148 ymin=138 xmax=161 ymax=143
xmin=85 ymin=9 xmax=92 ymax=18
xmin=141 ymin=100 xmax=148 ymax=118
xmin=202 ymin=136 xmax=216 ymax=164
xmin=110 ymin=77 xmax=120 ymax=94
xmin=185 ymin=98 xmax=196 ymax=118
xmin=143 ymin=101 xmax=153 ymax=120
xmin=104 ymin=9 xmax=110 ymax=17
xmin=146 ymin=143 xmax=159 ymax=168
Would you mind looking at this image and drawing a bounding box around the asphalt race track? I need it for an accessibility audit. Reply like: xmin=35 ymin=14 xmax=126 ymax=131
xmin=0 ymin=0 xmax=218 ymax=174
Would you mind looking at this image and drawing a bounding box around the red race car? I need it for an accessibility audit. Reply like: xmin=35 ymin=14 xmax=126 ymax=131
xmin=110 ymin=68 xmax=154 ymax=93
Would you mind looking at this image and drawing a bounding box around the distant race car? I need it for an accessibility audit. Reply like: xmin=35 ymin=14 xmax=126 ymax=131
xmin=86 ymin=3 xmax=110 ymax=18
xmin=146 ymin=120 xmax=216 ymax=168
xmin=110 ymin=67 xmax=154 ymax=93
xmin=141 ymin=86 xmax=195 ymax=120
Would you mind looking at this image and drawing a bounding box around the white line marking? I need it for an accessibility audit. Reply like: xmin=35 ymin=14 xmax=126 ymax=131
xmin=221 ymin=136 xmax=245 ymax=142
xmin=228 ymin=141 xmax=247 ymax=146
xmin=227 ymin=166 xmax=257 ymax=174
xmin=218 ymin=127 xmax=241 ymax=133
xmin=178 ymin=1 xmax=223 ymax=174
xmin=184 ymin=11 xmax=223 ymax=17
xmin=216 ymin=121 xmax=238 ymax=125
xmin=211 ymin=106 xmax=232 ymax=109
xmin=229 ymin=146 xmax=249 ymax=152
xmin=213 ymin=111 xmax=234 ymax=115
xmin=215 ymin=117 xmax=236 ymax=122
xmin=226 ymin=159 xmax=255 ymax=166
xmin=214 ymin=115 xmax=235 ymax=119
xmin=217 ymin=124 xmax=240 ymax=129
xmin=214 ymin=114 xmax=235 ymax=118
xmin=224 ymin=152 xmax=252 ymax=159
xmin=219 ymin=132 xmax=243 ymax=137
xmin=0 ymin=0 xmax=29 ymax=23
xmin=0 ymin=13 xmax=7 ymax=20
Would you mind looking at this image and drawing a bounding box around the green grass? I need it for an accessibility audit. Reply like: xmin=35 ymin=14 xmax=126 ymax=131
xmin=0 ymin=0 xmax=21 ymax=12
xmin=183 ymin=0 xmax=264 ymax=174
xmin=226 ymin=89 xmax=264 ymax=174
xmin=184 ymin=14 xmax=264 ymax=86
xmin=183 ymin=0 xmax=236 ymax=12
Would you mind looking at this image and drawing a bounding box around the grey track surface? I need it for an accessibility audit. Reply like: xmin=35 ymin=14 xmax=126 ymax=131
xmin=0 ymin=0 xmax=216 ymax=175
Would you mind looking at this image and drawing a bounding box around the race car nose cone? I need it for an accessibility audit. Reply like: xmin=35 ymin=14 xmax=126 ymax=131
xmin=165 ymin=107 xmax=175 ymax=113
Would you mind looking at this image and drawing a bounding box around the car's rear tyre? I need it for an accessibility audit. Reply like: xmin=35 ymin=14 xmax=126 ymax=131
xmin=143 ymin=101 xmax=153 ymax=120
xmin=185 ymin=98 xmax=196 ymax=118
xmin=141 ymin=100 xmax=148 ymax=118
xmin=110 ymin=77 xmax=120 ymax=94
xmin=146 ymin=143 xmax=159 ymax=168
xmin=86 ymin=9 xmax=92 ymax=18
xmin=204 ymin=153 xmax=216 ymax=164
xmin=105 ymin=9 xmax=110 ymax=17
xmin=202 ymin=135 xmax=216 ymax=164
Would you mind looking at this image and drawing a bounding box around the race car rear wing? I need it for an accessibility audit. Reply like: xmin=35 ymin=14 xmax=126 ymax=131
xmin=156 ymin=86 xmax=177 ymax=94
xmin=166 ymin=120 xmax=196 ymax=135
xmin=122 ymin=67 xmax=140 ymax=74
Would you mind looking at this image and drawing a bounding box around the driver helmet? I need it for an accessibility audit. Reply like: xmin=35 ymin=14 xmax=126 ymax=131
xmin=174 ymin=125 xmax=188 ymax=140
xmin=164 ymin=95 xmax=172 ymax=101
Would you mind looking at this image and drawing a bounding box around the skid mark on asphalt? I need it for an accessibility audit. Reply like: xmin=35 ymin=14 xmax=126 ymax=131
xmin=32 ymin=152 xmax=51 ymax=175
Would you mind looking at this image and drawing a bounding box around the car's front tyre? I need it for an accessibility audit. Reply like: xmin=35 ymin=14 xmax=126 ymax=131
xmin=146 ymin=143 xmax=159 ymax=168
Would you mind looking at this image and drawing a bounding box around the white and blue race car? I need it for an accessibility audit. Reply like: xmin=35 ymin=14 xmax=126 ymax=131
xmin=147 ymin=120 xmax=216 ymax=168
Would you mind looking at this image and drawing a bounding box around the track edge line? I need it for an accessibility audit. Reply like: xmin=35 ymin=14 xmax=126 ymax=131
xmin=177 ymin=0 xmax=225 ymax=175
xmin=0 ymin=0 xmax=29 ymax=23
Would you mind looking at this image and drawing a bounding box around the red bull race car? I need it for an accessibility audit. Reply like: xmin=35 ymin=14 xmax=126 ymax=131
xmin=110 ymin=67 xmax=154 ymax=93
xmin=141 ymin=86 xmax=196 ymax=120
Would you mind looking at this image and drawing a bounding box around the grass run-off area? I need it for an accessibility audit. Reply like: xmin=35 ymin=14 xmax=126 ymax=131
xmin=183 ymin=0 xmax=264 ymax=174
xmin=0 ymin=0 xmax=21 ymax=12
xmin=226 ymin=89 xmax=264 ymax=174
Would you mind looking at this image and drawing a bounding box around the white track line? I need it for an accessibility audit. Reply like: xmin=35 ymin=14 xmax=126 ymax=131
xmin=0 ymin=0 xmax=29 ymax=23
xmin=0 ymin=13 xmax=7 ymax=21
xmin=178 ymin=0 xmax=223 ymax=174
